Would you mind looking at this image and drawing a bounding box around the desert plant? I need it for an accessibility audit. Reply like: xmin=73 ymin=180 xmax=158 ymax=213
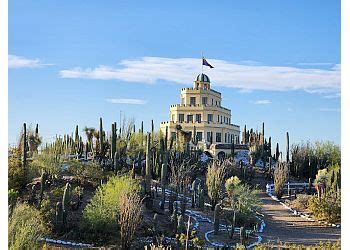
xmin=206 ymin=161 xmax=227 ymax=209
xmin=274 ymin=162 xmax=288 ymax=199
xmin=8 ymin=203 xmax=49 ymax=249
xmin=82 ymin=175 xmax=140 ymax=243
xmin=119 ymin=190 xmax=142 ymax=249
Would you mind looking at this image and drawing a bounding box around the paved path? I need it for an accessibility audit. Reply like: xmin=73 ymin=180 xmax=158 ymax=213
xmin=259 ymin=192 xmax=341 ymax=245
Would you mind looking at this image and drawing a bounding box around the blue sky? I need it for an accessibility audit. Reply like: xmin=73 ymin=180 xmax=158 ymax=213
xmin=9 ymin=0 xmax=340 ymax=152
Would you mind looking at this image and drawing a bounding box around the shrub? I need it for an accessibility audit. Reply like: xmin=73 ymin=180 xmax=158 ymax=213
xmin=206 ymin=161 xmax=227 ymax=208
xmin=119 ymin=191 xmax=142 ymax=249
xmin=274 ymin=162 xmax=288 ymax=199
xmin=290 ymin=194 xmax=311 ymax=210
xmin=8 ymin=152 xmax=27 ymax=191
xmin=307 ymin=191 xmax=340 ymax=223
xmin=81 ymin=175 xmax=141 ymax=243
xmin=8 ymin=203 xmax=49 ymax=249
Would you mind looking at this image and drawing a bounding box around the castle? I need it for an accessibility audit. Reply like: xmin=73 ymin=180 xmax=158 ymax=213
xmin=160 ymin=73 xmax=243 ymax=158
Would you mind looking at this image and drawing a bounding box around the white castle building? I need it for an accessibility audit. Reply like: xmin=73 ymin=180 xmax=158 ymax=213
xmin=160 ymin=73 xmax=244 ymax=158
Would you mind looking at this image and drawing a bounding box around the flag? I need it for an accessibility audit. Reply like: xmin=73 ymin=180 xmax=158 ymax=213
xmin=202 ymin=57 xmax=214 ymax=68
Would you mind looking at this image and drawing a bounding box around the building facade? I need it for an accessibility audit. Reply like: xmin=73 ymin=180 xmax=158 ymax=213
xmin=160 ymin=73 xmax=240 ymax=156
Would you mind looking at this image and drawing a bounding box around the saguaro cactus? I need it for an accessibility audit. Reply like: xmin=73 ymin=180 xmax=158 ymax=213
xmin=286 ymin=132 xmax=290 ymax=163
xmin=111 ymin=123 xmax=116 ymax=163
xmin=145 ymin=133 xmax=152 ymax=194
xmin=22 ymin=123 xmax=27 ymax=169
xmin=177 ymin=214 xmax=185 ymax=234
xmin=56 ymin=201 xmax=63 ymax=231
xmin=214 ymin=203 xmax=221 ymax=235
xmin=99 ymin=117 xmax=103 ymax=158
xmin=198 ymin=184 xmax=205 ymax=211
xmin=62 ymin=182 xmax=71 ymax=228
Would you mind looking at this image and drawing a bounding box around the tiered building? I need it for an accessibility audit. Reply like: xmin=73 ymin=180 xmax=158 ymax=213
xmin=160 ymin=73 xmax=241 ymax=157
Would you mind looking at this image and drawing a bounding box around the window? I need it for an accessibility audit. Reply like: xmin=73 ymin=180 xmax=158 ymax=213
xmin=216 ymin=132 xmax=222 ymax=143
xmin=179 ymin=113 xmax=184 ymax=122
xmin=207 ymin=114 xmax=213 ymax=123
xmin=190 ymin=97 xmax=196 ymax=105
xmin=217 ymin=115 xmax=219 ymax=122
xmin=216 ymin=101 xmax=218 ymax=106
xmin=195 ymin=114 xmax=202 ymax=123
xmin=196 ymin=132 xmax=203 ymax=142
xmin=220 ymin=116 xmax=223 ymax=123
xmin=207 ymin=131 xmax=212 ymax=143
xmin=171 ymin=132 xmax=176 ymax=139
xmin=225 ymin=133 xmax=227 ymax=143
xmin=211 ymin=99 xmax=214 ymax=105
xmin=187 ymin=114 xmax=193 ymax=123
xmin=202 ymin=97 xmax=207 ymax=105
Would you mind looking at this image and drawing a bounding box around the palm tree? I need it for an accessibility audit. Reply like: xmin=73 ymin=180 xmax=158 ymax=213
xmin=83 ymin=127 xmax=95 ymax=152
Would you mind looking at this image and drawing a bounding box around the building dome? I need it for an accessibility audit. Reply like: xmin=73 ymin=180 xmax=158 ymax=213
xmin=196 ymin=73 xmax=210 ymax=83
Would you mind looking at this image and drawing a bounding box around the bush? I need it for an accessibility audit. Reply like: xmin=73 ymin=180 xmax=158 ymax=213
xmin=206 ymin=161 xmax=227 ymax=208
xmin=8 ymin=203 xmax=49 ymax=249
xmin=291 ymin=194 xmax=311 ymax=210
xmin=119 ymin=191 xmax=142 ymax=249
xmin=8 ymin=152 xmax=27 ymax=191
xmin=81 ymin=175 xmax=141 ymax=243
xmin=307 ymin=191 xmax=340 ymax=223
xmin=274 ymin=162 xmax=288 ymax=199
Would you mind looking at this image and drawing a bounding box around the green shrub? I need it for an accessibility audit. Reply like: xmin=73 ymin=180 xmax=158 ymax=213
xmin=307 ymin=191 xmax=340 ymax=223
xmin=81 ymin=175 xmax=141 ymax=243
xmin=290 ymin=194 xmax=311 ymax=210
xmin=274 ymin=162 xmax=288 ymax=199
xmin=8 ymin=203 xmax=49 ymax=249
xmin=8 ymin=153 xmax=27 ymax=191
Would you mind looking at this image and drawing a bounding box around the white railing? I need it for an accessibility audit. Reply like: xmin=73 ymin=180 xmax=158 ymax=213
xmin=266 ymin=182 xmax=314 ymax=194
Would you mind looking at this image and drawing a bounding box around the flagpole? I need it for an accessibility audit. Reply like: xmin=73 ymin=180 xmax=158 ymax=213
xmin=201 ymin=51 xmax=203 ymax=74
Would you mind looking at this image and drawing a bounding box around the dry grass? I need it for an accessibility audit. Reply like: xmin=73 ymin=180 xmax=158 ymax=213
xmin=118 ymin=191 xmax=142 ymax=249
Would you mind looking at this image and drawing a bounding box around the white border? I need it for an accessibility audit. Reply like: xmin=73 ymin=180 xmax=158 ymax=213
xmin=0 ymin=0 xmax=8 ymax=248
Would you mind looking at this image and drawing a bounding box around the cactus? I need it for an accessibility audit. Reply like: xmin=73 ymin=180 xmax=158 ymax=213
xmin=165 ymin=126 xmax=168 ymax=150
xmin=171 ymin=202 xmax=178 ymax=234
xmin=30 ymin=185 xmax=36 ymax=204
xmin=153 ymin=213 xmax=159 ymax=233
xmin=213 ymin=203 xmax=221 ymax=235
xmin=145 ymin=133 xmax=152 ymax=194
xmin=22 ymin=123 xmax=27 ymax=169
xmin=62 ymin=182 xmax=71 ymax=228
xmin=198 ymin=184 xmax=205 ymax=211
xmin=39 ymin=171 xmax=47 ymax=204
xmin=191 ymin=180 xmax=197 ymax=208
xmin=131 ymin=161 xmax=136 ymax=179
xmin=240 ymin=226 xmax=246 ymax=244
xmin=99 ymin=117 xmax=103 ymax=158
xmin=55 ymin=201 xmax=63 ymax=231
xmin=286 ymin=132 xmax=290 ymax=163
xmin=177 ymin=214 xmax=185 ymax=234
xmin=275 ymin=142 xmax=280 ymax=161
xmin=231 ymin=138 xmax=235 ymax=159
xmin=111 ymin=123 xmax=116 ymax=163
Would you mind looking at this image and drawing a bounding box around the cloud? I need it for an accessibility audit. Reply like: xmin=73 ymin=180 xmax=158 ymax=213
xmin=59 ymin=57 xmax=340 ymax=94
xmin=319 ymin=108 xmax=340 ymax=112
xmin=8 ymin=54 xmax=51 ymax=69
xmin=297 ymin=62 xmax=333 ymax=66
xmin=105 ymin=98 xmax=147 ymax=105
xmin=252 ymin=99 xmax=272 ymax=105
xmin=322 ymin=93 xmax=341 ymax=99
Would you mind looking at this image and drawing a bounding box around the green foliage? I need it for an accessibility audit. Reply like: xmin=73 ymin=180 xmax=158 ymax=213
xmin=8 ymin=203 xmax=49 ymax=250
xmin=8 ymin=149 xmax=27 ymax=191
xmin=30 ymin=151 xmax=63 ymax=177
xmin=291 ymin=141 xmax=340 ymax=179
xmin=290 ymin=194 xmax=311 ymax=210
xmin=274 ymin=162 xmax=288 ymax=199
xmin=225 ymin=176 xmax=241 ymax=197
xmin=206 ymin=161 xmax=227 ymax=207
xmin=81 ymin=175 xmax=141 ymax=243
xmin=68 ymin=160 xmax=109 ymax=187
xmin=307 ymin=191 xmax=341 ymax=223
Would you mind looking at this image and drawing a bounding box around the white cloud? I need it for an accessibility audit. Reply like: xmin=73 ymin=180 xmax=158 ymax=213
xmin=252 ymin=99 xmax=272 ymax=105
xmin=319 ymin=108 xmax=340 ymax=112
xmin=59 ymin=57 xmax=340 ymax=94
xmin=8 ymin=54 xmax=51 ymax=69
xmin=105 ymin=98 xmax=147 ymax=105
xmin=322 ymin=93 xmax=341 ymax=99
